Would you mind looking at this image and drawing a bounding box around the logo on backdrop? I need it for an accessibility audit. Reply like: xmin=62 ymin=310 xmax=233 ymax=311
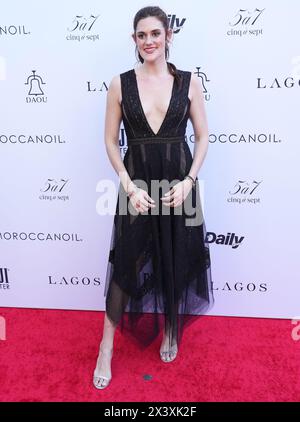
xmin=25 ymin=70 xmax=47 ymax=103
xmin=201 ymin=132 xmax=282 ymax=144
xmin=167 ymin=15 xmax=186 ymax=34
xmin=0 ymin=24 xmax=30 ymax=36
xmin=66 ymin=14 xmax=100 ymax=42
xmin=119 ymin=128 xmax=127 ymax=157
xmin=206 ymin=232 xmax=244 ymax=249
xmin=0 ymin=268 xmax=10 ymax=290
xmin=194 ymin=67 xmax=211 ymax=101
xmin=227 ymin=8 xmax=265 ymax=37
xmin=213 ymin=281 xmax=267 ymax=292
xmin=87 ymin=80 xmax=108 ymax=93
xmin=0 ymin=133 xmax=65 ymax=145
xmin=0 ymin=232 xmax=82 ymax=242
xmin=48 ymin=275 xmax=101 ymax=286
xmin=227 ymin=179 xmax=262 ymax=205
xmin=257 ymin=76 xmax=300 ymax=89
xmin=39 ymin=178 xmax=69 ymax=201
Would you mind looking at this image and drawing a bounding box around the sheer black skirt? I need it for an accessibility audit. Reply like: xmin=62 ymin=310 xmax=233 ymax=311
xmin=104 ymin=139 xmax=214 ymax=348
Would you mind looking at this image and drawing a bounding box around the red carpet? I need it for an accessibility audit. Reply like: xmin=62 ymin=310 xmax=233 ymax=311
xmin=0 ymin=307 xmax=299 ymax=402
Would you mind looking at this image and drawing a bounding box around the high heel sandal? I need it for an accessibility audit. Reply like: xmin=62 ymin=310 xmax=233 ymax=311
xmin=93 ymin=346 xmax=113 ymax=390
xmin=160 ymin=341 xmax=178 ymax=363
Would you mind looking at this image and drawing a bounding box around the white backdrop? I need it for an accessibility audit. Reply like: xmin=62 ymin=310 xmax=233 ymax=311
xmin=0 ymin=0 xmax=299 ymax=318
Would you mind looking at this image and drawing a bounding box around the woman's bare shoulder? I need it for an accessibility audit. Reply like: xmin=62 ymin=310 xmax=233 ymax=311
xmin=110 ymin=68 xmax=132 ymax=84
xmin=109 ymin=74 xmax=121 ymax=91
xmin=189 ymin=72 xmax=205 ymax=102
xmin=108 ymin=69 xmax=132 ymax=103
xmin=108 ymin=74 xmax=121 ymax=104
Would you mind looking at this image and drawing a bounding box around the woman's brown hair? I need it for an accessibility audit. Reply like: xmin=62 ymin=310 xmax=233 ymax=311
xmin=133 ymin=6 xmax=183 ymax=89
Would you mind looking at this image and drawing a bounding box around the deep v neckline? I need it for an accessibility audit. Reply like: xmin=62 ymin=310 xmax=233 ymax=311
xmin=132 ymin=69 xmax=176 ymax=137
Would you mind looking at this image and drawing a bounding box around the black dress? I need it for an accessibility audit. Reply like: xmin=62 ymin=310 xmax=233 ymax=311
xmin=104 ymin=67 xmax=214 ymax=348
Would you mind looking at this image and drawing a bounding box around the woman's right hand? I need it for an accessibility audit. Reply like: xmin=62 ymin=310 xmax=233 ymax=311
xmin=129 ymin=186 xmax=155 ymax=213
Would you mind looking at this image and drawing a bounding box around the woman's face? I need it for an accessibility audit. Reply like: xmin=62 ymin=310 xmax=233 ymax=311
xmin=133 ymin=16 xmax=171 ymax=63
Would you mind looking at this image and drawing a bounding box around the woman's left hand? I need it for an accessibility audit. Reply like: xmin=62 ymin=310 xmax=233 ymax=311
xmin=160 ymin=179 xmax=193 ymax=208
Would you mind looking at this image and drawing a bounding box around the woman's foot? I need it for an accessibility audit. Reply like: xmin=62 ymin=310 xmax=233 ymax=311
xmin=160 ymin=334 xmax=178 ymax=363
xmin=93 ymin=343 xmax=113 ymax=389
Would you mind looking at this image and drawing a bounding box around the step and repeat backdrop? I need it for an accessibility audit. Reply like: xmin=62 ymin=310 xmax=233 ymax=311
xmin=0 ymin=0 xmax=299 ymax=318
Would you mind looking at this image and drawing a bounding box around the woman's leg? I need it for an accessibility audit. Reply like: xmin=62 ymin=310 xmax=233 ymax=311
xmin=100 ymin=312 xmax=117 ymax=350
xmin=93 ymin=313 xmax=117 ymax=388
xmin=160 ymin=315 xmax=178 ymax=362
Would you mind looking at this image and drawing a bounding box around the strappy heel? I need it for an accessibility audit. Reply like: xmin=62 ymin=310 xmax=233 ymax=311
xmin=93 ymin=346 xmax=113 ymax=390
xmin=160 ymin=339 xmax=178 ymax=363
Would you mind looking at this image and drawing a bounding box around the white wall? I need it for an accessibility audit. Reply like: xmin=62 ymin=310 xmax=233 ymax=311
xmin=0 ymin=0 xmax=299 ymax=318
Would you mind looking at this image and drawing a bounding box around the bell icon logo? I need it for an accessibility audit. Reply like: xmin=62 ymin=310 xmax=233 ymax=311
xmin=25 ymin=70 xmax=47 ymax=103
xmin=25 ymin=70 xmax=45 ymax=95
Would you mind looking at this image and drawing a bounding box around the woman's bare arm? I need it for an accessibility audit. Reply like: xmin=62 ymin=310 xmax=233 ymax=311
xmin=104 ymin=75 xmax=135 ymax=193
xmin=187 ymin=73 xmax=210 ymax=181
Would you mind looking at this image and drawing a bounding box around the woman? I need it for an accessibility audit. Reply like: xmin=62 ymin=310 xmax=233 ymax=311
xmin=93 ymin=5 xmax=214 ymax=389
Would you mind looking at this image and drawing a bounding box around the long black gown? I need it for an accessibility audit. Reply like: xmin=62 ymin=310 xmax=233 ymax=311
xmin=104 ymin=67 xmax=214 ymax=348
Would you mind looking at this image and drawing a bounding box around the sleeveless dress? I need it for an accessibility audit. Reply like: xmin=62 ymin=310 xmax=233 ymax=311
xmin=104 ymin=68 xmax=214 ymax=348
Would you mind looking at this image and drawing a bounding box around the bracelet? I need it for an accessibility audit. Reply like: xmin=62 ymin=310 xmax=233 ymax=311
xmin=184 ymin=175 xmax=196 ymax=186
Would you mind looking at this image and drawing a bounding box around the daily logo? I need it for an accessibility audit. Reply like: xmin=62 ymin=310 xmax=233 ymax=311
xmin=206 ymin=232 xmax=245 ymax=249
xmin=167 ymin=14 xmax=186 ymax=34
